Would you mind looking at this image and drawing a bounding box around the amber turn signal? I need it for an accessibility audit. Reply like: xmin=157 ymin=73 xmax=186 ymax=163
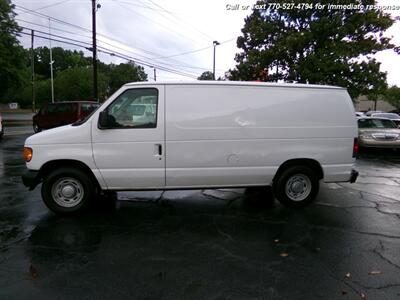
xmin=24 ymin=147 xmax=33 ymax=162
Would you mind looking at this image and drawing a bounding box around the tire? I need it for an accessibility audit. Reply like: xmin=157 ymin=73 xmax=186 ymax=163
xmin=273 ymin=165 xmax=319 ymax=208
xmin=41 ymin=167 xmax=96 ymax=214
xmin=33 ymin=123 xmax=41 ymax=133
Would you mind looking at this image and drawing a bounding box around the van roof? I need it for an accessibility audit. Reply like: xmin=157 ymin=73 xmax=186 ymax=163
xmin=124 ymin=80 xmax=345 ymax=90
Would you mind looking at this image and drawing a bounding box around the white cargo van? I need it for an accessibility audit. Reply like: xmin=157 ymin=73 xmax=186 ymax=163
xmin=22 ymin=81 xmax=359 ymax=214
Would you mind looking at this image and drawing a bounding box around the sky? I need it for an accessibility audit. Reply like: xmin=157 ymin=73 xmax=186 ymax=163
xmin=12 ymin=0 xmax=400 ymax=86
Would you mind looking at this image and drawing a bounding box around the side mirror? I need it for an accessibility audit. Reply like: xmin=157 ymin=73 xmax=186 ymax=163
xmin=98 ymin=110 xmax=109 ymax=128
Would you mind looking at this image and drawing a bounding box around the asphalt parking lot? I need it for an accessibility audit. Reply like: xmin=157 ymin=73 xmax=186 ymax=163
xmin=1 ymin=133 xmax=400 ymax=300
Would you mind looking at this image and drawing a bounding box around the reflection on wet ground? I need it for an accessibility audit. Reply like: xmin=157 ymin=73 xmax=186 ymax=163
xmin=1 ymin=135 xmax=400 ymax=299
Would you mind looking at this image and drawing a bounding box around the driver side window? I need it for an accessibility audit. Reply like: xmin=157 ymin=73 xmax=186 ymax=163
xmin=107 ymin=88 xmax=158 ymax=128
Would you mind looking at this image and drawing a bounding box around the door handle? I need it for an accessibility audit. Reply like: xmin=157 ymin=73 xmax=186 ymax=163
xmin=154 ymin=144 xmax=162 ymax=157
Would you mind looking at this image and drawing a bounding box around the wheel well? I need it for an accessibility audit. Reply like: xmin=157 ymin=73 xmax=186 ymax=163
xmin=273 ymin=159 xmax=324 ymax=183
xmin=39 ymin=160 xmax=101 ymax=190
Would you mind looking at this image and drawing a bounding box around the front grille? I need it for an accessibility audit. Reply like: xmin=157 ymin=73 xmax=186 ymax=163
xmin=372 ymin=133 xmax=398 ymax=141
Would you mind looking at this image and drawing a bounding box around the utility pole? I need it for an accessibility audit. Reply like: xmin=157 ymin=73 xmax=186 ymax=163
xmin=92 ymin=0 xmax=98 ymax=101
xmin=31 ymin=30 xmax=35 ymax=112
xmin=49 ymin=18 xmax=54 ymax=103
xmin=212 ymin=40 xmax=220 ymax=80
xmin=153 ymin=67 xmax=156 ymax=81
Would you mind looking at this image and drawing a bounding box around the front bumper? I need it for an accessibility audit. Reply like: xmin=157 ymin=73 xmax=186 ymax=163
xmin=359 ymin=138 xmax=400 ymax=148
xmin=350 ymin=169 xmax=358 ymax=183
xmin=22 ymin=170 xmax=41 ymax=190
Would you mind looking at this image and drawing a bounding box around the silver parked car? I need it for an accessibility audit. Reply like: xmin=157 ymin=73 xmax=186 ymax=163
xmin=365 ymin=110 xmax=384 ymax=116
xmin=371 ymin=113 xmax=400 ymax=127
xmin=356 ymin=111 xmax=365 ymax=118
xmin=358 ymin=117 xmax=400 ymax=149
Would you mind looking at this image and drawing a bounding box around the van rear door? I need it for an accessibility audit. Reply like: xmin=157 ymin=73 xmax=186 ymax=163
xmin=91 ymin=86 xmax=165 ymax=189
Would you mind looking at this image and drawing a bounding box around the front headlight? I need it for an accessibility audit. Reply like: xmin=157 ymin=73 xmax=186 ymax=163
xmin=24 ymin=147 xmax=33 ymax=162
xmin=360 ymin=133 xmax=372 ymax=139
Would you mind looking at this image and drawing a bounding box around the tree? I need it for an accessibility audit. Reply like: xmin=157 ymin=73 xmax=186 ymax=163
xmin=54 ymin=67 xmax=108 ymax=101
xmin=33 ymin=47 xmax=91 ymax=79
xmin=384 ymin=86 xmax=400 ymax=109
xmin=0 ymin=0 xmax=27 ymax=100
xmin=105 ymin=62 xmax=147 ymax=95
xmin=198 ymin=71 xmax=214 ymax=80
xmin=230 ymin=0 xmax=399 ymax=99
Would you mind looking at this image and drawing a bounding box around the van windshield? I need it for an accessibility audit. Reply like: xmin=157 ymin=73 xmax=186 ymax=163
xmin=358 ymin=118 xmax=397 ymax=129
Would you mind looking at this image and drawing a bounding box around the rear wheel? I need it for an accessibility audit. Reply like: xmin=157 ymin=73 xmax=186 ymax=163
xmin=41 ymin=167 xmax=96 ymax=214
xmin=274 ymin=165 xmax=319 ymax=208
xmin=33 ymin=123 xmax=41 ymax=133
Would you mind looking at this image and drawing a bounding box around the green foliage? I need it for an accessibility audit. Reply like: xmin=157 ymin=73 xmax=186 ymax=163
xmin=102 ymin=62 xmax=147 ymax=94
xmin=1 ymin=48 xmax=147 ymax=107
xmin=0 ymin=0 xmax=27 ymax=99
xmin=33 ymin=47 xmax=91 ymax=78
xmin=54 ymin=67 xmax=103 ymax=101
xmin=384 ymin=86 xmax=400 ymax=109
xmin=230 ymin=0 xmax=398 ymax=98
xmin=0 ymin=1 xmax=147 ymax=107
xmin=198 ymin=71 xmax=214 ymax=80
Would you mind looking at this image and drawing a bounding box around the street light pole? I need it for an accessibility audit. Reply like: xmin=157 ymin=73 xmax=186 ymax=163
xmin=213 ymin=40 xmax=220 ymax=80
xmin=91 ymin=0 xmax=99 ymax=101
xmin=31 ymin=30 xmax=35 ymax=112
xmin=49 ymin=18 xmax=54 ymax=103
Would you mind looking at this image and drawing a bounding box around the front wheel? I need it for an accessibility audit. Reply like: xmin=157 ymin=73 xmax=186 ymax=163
xmin=41 ymin=168 xmax=96 ymax=214
xmin=273 ymin=166 xmax=319 ymax=208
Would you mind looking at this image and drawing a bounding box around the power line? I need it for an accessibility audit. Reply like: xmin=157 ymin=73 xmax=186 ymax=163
xmin=19 ymin=25 xmax=92 ymax=47
xmin=16 ymin=17 xmax=162 ymax=60
xmin=95 ymin=37 xmax=216 ymax=72
xmin=18 ymin=24 xmax=204 ymax=75
xmin=143 ymin=0 xmax=214 ymax=41
xmin=154 ymin=38 xmax=236 ymax=59
xmin=117 ymin=1 xmax=171 ymax=12
xmin=97 ymin=48 xmax=198 ymax=78
xmin=19 ymin=30 xmax=92 ymax=49
xmin=16 ymin=18 xmax=93 ymax=40
xmin=15 ymin=4 xmax=206 ymax=63
xmin=15 ymin=6 xmax=92 ymax=33
xmin=14 ymin=4 xmax=224 ymax=74
xmin=16 ymin=19 xmax=217 ymax=71
xmin=113 ymin=0 xmax=204 ymax=47
xmin=15 ymin=2 xmax=234 ymax=68
xmin=17 ymin=28 xmax=198 ymax=79
xmin=17 ymin=0 xmax=72 ymax=15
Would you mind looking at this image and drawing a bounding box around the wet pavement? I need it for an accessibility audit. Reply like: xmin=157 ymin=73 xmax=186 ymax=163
xmin=1 ymin=134 xmax=400 ymax=299
xmin=1 ymin=112 xmax=35 ymax=121
xmin=2 ymin=125 xmax=33 ymax=136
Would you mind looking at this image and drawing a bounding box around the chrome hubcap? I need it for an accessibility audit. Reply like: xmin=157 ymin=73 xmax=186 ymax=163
xmin=61 ymin=185 xmax=76 ymax=198
xmin=51 ymin=177 xmax=84 ymax=208
xmin=285 ymin=174 xmax=312 ymax=201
